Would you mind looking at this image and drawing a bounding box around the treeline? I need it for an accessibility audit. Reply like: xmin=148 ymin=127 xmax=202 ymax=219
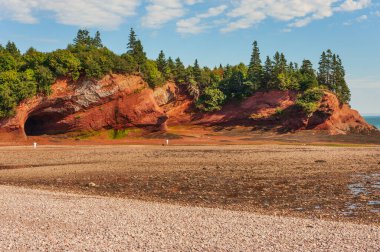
xmin=0 ymin=28 xmax=350 ymax=118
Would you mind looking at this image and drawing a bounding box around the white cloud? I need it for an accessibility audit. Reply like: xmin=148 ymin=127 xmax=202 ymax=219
xmin=221 ymin=0 xmax=372 ymax=32
xmin=142 ymin=0 xmax=185 ymax=28
xmin=336 ymin=0 xmax=371 ymax=12
xmin=142 ymin=0 xmax=204 ymax=28
xmin=0 ymin=0 xmax=373 ymax=33
xmin=184 ymin=0 xmax=202 ymax=5
xmin=344 ymin=14 xmax=368 ymax=25
xmin=177 ymin=5 xmax=227 ymax=34
xmin=356 ymin=14 xmax=368 ymax=21
xmin=0 ymin=0 xmax=141 ymax=30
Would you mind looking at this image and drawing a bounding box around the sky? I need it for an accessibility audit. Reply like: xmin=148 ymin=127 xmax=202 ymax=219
xmin=0 ymin=0 xmax=379 ymax=115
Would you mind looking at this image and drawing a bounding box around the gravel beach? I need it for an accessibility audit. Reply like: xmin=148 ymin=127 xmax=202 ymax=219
xmin=0 ymin=185 xmax=379 ymax=251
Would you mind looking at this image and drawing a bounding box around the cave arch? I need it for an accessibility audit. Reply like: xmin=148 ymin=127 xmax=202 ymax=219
xmin=24 ymin=112 xmax=69 ymax=136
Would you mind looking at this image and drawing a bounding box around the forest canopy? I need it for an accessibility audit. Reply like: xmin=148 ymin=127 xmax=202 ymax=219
xmin=0 ymin=29 xmax=350 ymax=118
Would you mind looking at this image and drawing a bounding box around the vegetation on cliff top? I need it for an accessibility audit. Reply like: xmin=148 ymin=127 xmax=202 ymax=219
xmin=0 ymin=29 xmax=350 ymax=118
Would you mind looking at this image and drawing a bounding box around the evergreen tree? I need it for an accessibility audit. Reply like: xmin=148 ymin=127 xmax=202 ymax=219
xmin=133 ymin=40 xmax=146 ymax=72
xmin=279 ymin=53 xmax=287 ymax=74
xmin=5 ymin=41 xmax=20 ymax=57
xmin=332 ymin=55 xmax=350 ymax=103
xmin=92 ymin=31 xmax=103 ymax=48
xmin=193 ymin=59 xmax=202 ymax=83
xmin=248 ymin=41 xmax=263 ymax=88
xmin=74 ymin=29 xmax=92 ymax=47
xmin=299 ymin=60 xmax=318 ymax=91
xmin=325 ymin=49 xmax=333 ymax=87
xmin=127 ymin=28 xmax=137 ymax=54
xmin=156 ymin=50 xmax=168 ymax=78
xmin=174 ymin=58 xmax=186 ymax=84
xmin=167 ymin=57 xmax=175 ymax=79
xmin=262 ymin=56 xmax=273 ymax=90
xmin=125 ymin=29 xmax=146 ymax=72
xmin=156 ymin=51 xmax=166 ymax=71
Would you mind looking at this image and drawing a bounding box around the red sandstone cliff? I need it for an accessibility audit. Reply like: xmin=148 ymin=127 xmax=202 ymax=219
xmin=0 ymin=74 xmax=375 ymax=140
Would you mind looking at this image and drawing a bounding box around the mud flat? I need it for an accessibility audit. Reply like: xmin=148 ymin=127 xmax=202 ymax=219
xmin=0 ymin=144 xmax=378 ymax=225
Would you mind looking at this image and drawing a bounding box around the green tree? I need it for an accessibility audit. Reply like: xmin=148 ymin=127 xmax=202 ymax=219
xmin=248 ymin=41 xmax=263 ymax=88
xmin=22 ymin=47 xmax=47 ymax=70
xmin=0 ymin=82 xmax=16 ymax=117
xmin=93 ymin=31 xmax=103 ymax=48
xmin=262 ymin=56 xmax=273 ymax=90
xmin=35 ymin=66 xmax=55 ymax=94
xmin=220 ymin=64 xmax=251 ymax=100
xmin=331 ymin=55 xmax=350 ymax=103
xmin=0 ymin=50 xmax=17 ymax=72
xmin=142 ymin=60 xmax=164 ymax=88
xmin=5 ymin=41 xmax=21 ymax=58
xmin=127 ymin=28 xmax=137 ymax=54
xmin=47 ymin=49 xmax=81 ymax=80
xmin=299 ymin=60 xmax=318 ymax=91
xmin=174 ymin=57 xmax=186 ymax=84
xmin=156 ymin=50 xmax=169 ymax=79
xmin=166 ymin=57 xmax=175 ymax=80
xmin=192 ymin=59 xmax=202 ymax=83
xmin=196 ymin=86 xmax=226 ymax=112
xmin=74 ymin=29 xmax=92 ymax=47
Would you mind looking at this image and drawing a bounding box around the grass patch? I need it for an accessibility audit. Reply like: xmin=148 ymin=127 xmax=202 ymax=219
xmin=108 ymin=129 xmax=129 ymax=140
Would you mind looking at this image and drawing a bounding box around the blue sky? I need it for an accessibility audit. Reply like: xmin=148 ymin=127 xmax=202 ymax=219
xmin=0 ymin=0 xmax=379 ymax=114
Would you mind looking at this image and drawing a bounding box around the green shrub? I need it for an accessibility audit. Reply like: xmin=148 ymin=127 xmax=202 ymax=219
xmin=47 ymin=49 xmax=81 ymax=80
xmin=142 ymin=60 xmax=165 ymax=88
xmin=296 ymin=88 xmax=324 ymax=115
xmin=196 ymin=86 xmax=226 ymax=112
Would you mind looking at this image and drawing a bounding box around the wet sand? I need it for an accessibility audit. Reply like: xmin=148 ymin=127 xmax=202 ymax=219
xmin=0 ymin=144 xmax=379 ymax=225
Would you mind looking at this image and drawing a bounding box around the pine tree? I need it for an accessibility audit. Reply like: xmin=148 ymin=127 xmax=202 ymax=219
xmin=300 ymin=60 xmax=318 ymax=91
xmin=193 ymin=59 xmax=202 ymax=83
xmin=167 ymin=57 xmax=175 ymax=80
xmin=248 ymin=41 xmax=263 ymax=88
xmin=325 ymin=49 xmax=333 ymax=88
xmin=262 ymin=56 xmax=273 ymax=90
xmin=127 ymin=28 xmax=137 ymax=54
xmin=133 ymin=40 xmax=147 ymax=72
xmin=125 ymin=29 xmax=146 ymax=72
xmin=5 ymin=41 xmax=20 ymax=57
xmin=92 ymin=31 xmax=103 ymax=48
xmin=156 ymin=50 xmax=168 ymax=77
xmin=173 ymin=58 xmax=187 ymax=84
xmin=279 ymin=53 xmax=287 ymax=74
xmin=273 ymin=52 xmax=281 ymax=73
xmin=332 ymin=55 xmax=350 ymax=103
xmin=74 ymin=29 xmax=92 ymax=47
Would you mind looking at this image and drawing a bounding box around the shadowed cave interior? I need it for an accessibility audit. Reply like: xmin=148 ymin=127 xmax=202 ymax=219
xmin=24 ymin=112 xmax=69 ymax=136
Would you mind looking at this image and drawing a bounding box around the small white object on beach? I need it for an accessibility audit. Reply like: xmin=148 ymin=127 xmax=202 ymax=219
xmin=166 ymin=139 xmax=169 ymax=145
xmin=33 ymin=142 xmax=37 ymax=149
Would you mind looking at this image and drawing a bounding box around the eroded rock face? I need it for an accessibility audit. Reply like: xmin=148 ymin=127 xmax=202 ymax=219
xmin=0 ymin=74 xmax=168 ymax=140
xmin=307 ymin=92 xmax=374 ymax=134
xmin=0 ymin=74 xmax=375 ymax=141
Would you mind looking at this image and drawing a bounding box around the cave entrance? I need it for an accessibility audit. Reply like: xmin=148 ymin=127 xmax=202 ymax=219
xmin=24 ymin=112 xmax=69 ymax=136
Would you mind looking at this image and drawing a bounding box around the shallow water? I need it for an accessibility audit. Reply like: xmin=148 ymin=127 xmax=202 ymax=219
xmin=345 ymin=173 xmax=380 ymax=215
xmin=364 ymin=116 xmax=380 ymax=129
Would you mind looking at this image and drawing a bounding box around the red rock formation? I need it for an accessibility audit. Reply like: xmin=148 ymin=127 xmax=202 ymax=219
xmin=0 ymin=74 xmax=375 ymax=141
xmin=0 ymin=74 xmax=167 ymax=141
xmin=306 ymin=92 xmax=373 ymax=134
